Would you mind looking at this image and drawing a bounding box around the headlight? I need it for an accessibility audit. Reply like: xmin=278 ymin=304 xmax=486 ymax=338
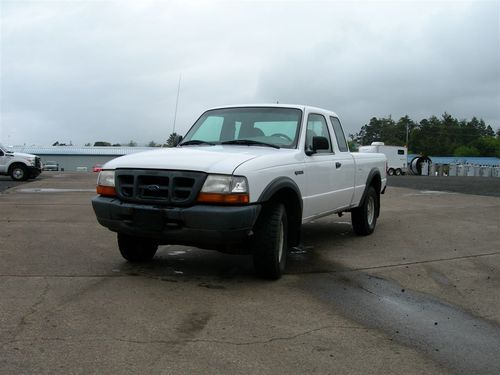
xmin=27 ymin=157 xmax=36 ymax=165
xmin=198 ymin=174 xmax=249 ymax=204
xmin=96 ymin=170 xmax=116 ymax=197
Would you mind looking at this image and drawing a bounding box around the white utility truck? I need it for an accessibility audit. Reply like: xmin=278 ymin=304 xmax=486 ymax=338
xmin=0 ymin=143 xmax=42 ymax=181
xmin=358 ymin=142 xmax=407 ymax=176
xmin=92 ymin=105 xmax=387 ymax=279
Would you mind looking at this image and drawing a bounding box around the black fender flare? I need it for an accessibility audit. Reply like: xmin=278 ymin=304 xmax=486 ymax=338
xmin=258 ymin=177 xmax=302 ymax=207
xmin=257 ymin=177 xmax=303 ymax=247
xmin=359 ymin=168 xmax=382 ymax=217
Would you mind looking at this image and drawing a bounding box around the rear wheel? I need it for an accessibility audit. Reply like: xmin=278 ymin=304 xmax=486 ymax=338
xmin=395 ymin=168 xmax=402 ymax=176
xmin=117 ymin=234 xmax=158 ymax=262
xmin=387 ymin=168 xmax=395 ymax=176
xmin=10 ymin=164 xmax=28 ymax=181
xmin=252 ymin=202 xmax=288 ymax=280
xmin=351 ymin=186 xmax=379 ymax=235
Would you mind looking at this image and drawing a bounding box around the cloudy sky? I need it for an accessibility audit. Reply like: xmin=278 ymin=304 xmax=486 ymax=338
xmin=1 ymin=0 xmax=499 ymax=146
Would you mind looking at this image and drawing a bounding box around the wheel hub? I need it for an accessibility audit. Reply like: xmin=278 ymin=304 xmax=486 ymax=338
xmin=367 ymin=196 xmax=375 ymax=226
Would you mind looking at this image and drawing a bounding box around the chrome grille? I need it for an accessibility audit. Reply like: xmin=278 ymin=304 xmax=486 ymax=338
xmin=115 ymin=169 xmax=206 ymax=206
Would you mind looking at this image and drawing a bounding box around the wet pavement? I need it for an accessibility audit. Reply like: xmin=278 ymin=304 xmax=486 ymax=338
xmin=1 ymin=173 xmax=499 ymax=374
xmin=307 ymin=273 xmax=500 ymax=375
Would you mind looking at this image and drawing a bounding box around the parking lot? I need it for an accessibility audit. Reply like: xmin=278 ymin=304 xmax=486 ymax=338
xmin=1 ymin=173 xmax=499 ymax=374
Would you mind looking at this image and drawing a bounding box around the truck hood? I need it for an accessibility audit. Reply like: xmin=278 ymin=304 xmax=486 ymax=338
xmin=11 ymin=152 xmax=37 ymax=158
xmin=104 ymin=146 xmax=283 ymax=174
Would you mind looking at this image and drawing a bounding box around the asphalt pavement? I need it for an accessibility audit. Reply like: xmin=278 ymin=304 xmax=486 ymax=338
xmin=1 ymin=173 xmax=499 ymax=374
xmin=387 ymin=175 xmax=500 ymax=197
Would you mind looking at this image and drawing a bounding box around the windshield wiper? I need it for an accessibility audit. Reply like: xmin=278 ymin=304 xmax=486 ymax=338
xmin=221 ymin=139 xmax=280 ymax=149
xmin=179 ymin=140 xmax=216 ymax=146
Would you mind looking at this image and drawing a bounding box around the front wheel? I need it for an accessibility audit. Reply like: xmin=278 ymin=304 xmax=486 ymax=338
xmin=351 ymin=186 xmax=379 ymax=235
xmin=117 ymin=234 xmax=158 ymax=262
xmin=252 ymin=203 xmax=288 ymax=280
xmin=10 ymin=165 xmax=28 ymax=181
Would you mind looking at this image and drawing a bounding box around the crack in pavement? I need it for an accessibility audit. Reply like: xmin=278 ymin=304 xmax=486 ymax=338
xmin=2 ymin=277 xmax=50 ymax=351
xmin=1 ymin=324 xmax=367 ymax=347
xmin=289 ymin=251 xmax=500 ymax=275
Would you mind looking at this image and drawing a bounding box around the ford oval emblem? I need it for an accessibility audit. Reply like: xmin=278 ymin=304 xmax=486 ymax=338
xmin=146 ymin=184 xmax=161 ymax=192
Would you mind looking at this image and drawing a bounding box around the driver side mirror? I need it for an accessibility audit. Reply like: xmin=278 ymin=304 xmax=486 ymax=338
xmin=306 ymin=136 xmax=330 ymax=156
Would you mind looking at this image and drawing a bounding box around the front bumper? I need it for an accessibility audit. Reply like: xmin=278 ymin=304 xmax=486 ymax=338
xmin=91 ymin=196 xmax=261 ymax=248
xmin=27 ymin=166 xmax=42 ymax=178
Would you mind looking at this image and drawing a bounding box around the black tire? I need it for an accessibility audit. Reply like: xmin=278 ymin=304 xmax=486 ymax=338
xmin=395 ymin=168 xmax=402 ymax=176
xmin=117 ymin=234 xmax=158 ymax=262
xmin=387 ymin=168 xmax=395 ymax=176
xmin=252 ymin=202 xmax=288 ymax=280
xmin=10 ymin=164 xmax=28 ymax=181
xmin=351 ymin=186 xmax=379 ymax=236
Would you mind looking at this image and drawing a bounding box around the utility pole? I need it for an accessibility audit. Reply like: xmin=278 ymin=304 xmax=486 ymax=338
xmin=406 ymin=122 xmax=409 ymax=150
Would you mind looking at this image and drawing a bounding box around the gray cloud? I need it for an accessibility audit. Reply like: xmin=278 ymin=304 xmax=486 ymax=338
xmin=1 ymin=0 xmax=498 ymax=146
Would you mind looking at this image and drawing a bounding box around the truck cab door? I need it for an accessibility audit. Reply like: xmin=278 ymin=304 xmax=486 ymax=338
xmin=328 ymin=116 xmax=356 ymax=207
xmin=303 ymin=113 xmax=354 ymax=219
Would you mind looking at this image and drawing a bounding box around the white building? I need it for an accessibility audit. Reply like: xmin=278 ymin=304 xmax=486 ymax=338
xmin=10 ymin=146 xmax=157 ymax=172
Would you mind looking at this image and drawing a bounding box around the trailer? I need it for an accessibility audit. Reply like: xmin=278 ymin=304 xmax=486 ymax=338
xmin=358 ymin=142 xmax=407 ymax=176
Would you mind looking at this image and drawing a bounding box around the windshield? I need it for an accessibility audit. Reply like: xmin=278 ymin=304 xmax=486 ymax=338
xmin=181 ymin=107 xmax=302 ymax=149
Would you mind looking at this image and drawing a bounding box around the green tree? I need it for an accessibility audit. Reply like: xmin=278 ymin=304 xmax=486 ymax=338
xmin=351 ymin=113 xmax=497 ymax=156
xmin=127 ymin=140 xmax=137 ymax=147
xmin=473 ymin=137 xmax=500 ymax=157
xmin=166 ymin=132 xmax=178 ymax=147
xmin=148 ymin=141 xmax=158 ymax=147
xmin=94 ymin=141 xmax=111 ymax=146
xmin=453 ymin=145 xmax=481 ymax=157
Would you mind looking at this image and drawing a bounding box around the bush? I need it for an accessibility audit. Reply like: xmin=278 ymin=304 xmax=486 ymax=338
xmin=453 ymin=145 xmax=481 ymax=157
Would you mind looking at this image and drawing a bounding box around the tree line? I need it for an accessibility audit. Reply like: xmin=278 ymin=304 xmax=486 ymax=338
xmin=352 ymin=113 xmax=500 ymax=157
xmin=52 ymin=135 xmax=179 ymax=148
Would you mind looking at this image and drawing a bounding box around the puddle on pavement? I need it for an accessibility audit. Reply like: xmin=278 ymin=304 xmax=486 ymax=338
xmin=305 ymin=272 xmax=500 ymax=375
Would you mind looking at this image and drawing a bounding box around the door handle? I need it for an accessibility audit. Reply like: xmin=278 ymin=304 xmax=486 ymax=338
xmin=335 ymin=162 xmax=342 ymax=169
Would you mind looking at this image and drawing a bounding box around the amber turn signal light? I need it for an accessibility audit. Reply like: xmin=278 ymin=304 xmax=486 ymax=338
xmin=96 ymin=185 xmax=117 ymax=197
xmin=197 ymin=192 xmax=249 ymax=204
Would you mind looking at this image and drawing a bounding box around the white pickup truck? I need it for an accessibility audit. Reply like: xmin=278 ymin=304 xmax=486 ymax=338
xmin=0 ymin=143 xmax=42 ymax=181
xmin=92 ymin=105 xmax=387 ymax=279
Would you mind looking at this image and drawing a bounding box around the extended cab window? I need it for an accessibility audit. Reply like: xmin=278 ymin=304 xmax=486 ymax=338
xmin=306 ymin=114 xmax=332 ymax=153
xmin=330 ymin=116 xmax=349 ymax=152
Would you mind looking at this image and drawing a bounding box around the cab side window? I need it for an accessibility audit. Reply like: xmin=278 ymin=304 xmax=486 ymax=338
xmin=330 ymin=116 xmax=349 ymax=152
xmin=306 ymin=114 xmax=332 ymax=153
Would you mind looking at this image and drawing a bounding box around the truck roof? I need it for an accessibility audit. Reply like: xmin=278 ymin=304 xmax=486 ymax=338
xmin=206 ymin=104 xmax=339 ymax=118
